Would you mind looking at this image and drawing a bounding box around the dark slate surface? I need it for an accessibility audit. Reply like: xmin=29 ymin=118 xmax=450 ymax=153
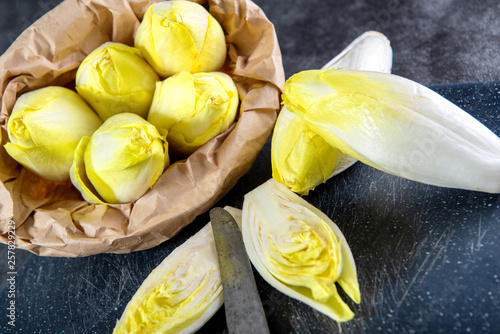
xmin=1 ymin=81 xmax=500 ymax=334
xmin=252 ymin=0 xmax=500 ymax=85
xmin=1 ymin=0 xmax=500 ymax=333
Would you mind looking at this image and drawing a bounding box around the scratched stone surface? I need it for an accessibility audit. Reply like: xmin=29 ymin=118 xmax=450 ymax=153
xmin=1 ymin=0 xmax=500 ymax=333
xmin=1 ymin=81 xmax=499 ymax=333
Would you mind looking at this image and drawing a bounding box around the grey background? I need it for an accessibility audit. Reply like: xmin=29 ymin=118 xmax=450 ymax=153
xmin=1 ymin=0 xmax=500 ymax=84
xmin=252 ymin=0 xmax=500 ymax=85
xmin=1 ymin=0 xmax=500 ymax=333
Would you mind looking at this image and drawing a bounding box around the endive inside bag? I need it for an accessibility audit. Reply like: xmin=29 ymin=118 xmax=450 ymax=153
xmin=271 ymin=31 xmax=393 ymax=195
xmin=4 ymin=86 xmax=102 ymax=182
xmin=135 ymin=0 xmax=227 ymax=77
xmin=75 ymin=42 xmax=159 ymax=121
xmin=241 ymin=178 xmax=360 ymax=322
xmin=113 ymin=223 xmax=223 ymax=334
xmin=147 ymin=71 xmax=239 ymax=156
xmin=70 ymin=113 xmax=168 ymax=204
xmin=283 ymin=69 xmax=500 ymax=193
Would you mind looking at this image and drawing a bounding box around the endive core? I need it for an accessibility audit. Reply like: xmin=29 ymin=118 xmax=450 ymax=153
xmin=9 ymin=118 xmax=30 ymax=142
xmin=260 ymin=190 xmax=342 ymax=302
xmin=266 ymin=200 xmax=342 ymax=303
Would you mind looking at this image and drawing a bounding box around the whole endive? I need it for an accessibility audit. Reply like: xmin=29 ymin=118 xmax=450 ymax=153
xmin=113 ymin=222 xmax=223 ymax=334
xmin=4 ymin=86 xmax=102 ymax=181
xmin=272 ymin=31 xmax=393 ymax=195
xmin=147 ymin=71 xmax=239 ymax=156
xmin=242 ymin=178 xmax=360 ymax=322
xmin=76 ymin=42 xmax=159 ymax=120
xmin=283 ymin=69 xmax=500 ymax=193
xmin=135 ymin=1 xmax=227 ymax=78
xmin=70 ymin=113 xmax=168 ymax=204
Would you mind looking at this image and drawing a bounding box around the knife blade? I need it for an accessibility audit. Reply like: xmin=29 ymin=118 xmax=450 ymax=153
xmin=210 ymin=207 xmax=270 ymax=334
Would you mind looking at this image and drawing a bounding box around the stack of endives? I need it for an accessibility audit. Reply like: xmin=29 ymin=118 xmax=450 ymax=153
xmin=113 ymin=24 xmax=500 ymax=332
xmin=4 ymin=1 xmax=238 ymax=205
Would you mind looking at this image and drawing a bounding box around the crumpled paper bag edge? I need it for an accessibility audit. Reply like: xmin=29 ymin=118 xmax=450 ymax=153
xmin=0 ymin=0 xmax=284 ymax=257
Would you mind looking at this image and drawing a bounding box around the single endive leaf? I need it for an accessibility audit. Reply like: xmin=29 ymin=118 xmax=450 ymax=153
xmin=69 ymin=136 xmax=106 ymax=205
xmin=5 ymin=86 xmax=102 ymax=181
xmin=323 ymin=31 xmax=393 ymax=73
xmin=5 ymin=142 xmax=76 ymax=182
xmin=148 ymin=71 xmax=239 ymax=156
xmin=271 ymin=31 xmax=392 ymax=194
xmin=135 ymin=1 xmax=227 ymax=77
xmin=283 ymin=69 xmax=500 ymax=193
xmin=325 ymin=31 xmax=393 ymax=177
xmin=113 ymin=223 xmax=223 ymax=334
xmin=242 ymin=178 xmax=360 ymax=323
xmin=76 ymin=42 xmax=159 ymax=120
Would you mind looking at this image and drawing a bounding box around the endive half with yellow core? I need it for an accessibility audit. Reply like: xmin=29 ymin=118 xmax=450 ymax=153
xmin=76 ymin=42 xmax=159 ymax=121
xmin=242 ymin=178 xmax=360 ymax=322
xmin=134 ymin=0 xmax=227 ymax=78
xmin=70 ymin=113 xmax=168 ymax=204
xmin=147 ymin=71 xmax=239 ymax=156
xmin=272 ymin=31 xmax=393 ymax=195
xmin=113 ymin=222 xmax=223 ymax=334
xmin=4 ymin=86 xmax=102 ymax=181
xmin=283 ymin=69 xmax=500 ymax=193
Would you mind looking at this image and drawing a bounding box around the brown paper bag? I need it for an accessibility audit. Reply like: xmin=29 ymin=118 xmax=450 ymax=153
xmin=0 ymin=0 xmax=284 ymax=256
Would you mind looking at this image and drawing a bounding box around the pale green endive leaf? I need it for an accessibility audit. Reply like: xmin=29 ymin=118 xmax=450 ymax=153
xmin=69 ymin=136 xmax=106 ymax=205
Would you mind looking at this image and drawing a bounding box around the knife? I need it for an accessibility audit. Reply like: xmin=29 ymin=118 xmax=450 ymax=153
xmin=210 ymin=207 xmax=271 ymax=334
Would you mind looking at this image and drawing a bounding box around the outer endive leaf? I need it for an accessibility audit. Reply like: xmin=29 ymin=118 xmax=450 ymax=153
xmin=325 ymin=31 xmax=393 ymax=177
xmin=323 ymin=31 xmax=393 ymax=73
xmin=5 ymin=141 xmax=76 ymax=182
xmin=113 ymin=223 xmax=223 ymax=334
xmin=283 ymin=69 xmax=500 ymax=193
xmin=69 ymin=136 xmax=106 ymax=205
xmin=271 ymin=109 xmax=339 ymax=195
xmin=241 ymin=178 xmax=360 ymax=323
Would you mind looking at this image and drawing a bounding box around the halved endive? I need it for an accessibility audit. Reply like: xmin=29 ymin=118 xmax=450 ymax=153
xmin=271 ymin=31 xmax=393 ymax=195
xmin=242 ymin=178 xmax=360 ymax=322
xmin=113 ymin=223 xmax=223 ymax=334
xmin=283 ymin=69 xmax=500 ymax=193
